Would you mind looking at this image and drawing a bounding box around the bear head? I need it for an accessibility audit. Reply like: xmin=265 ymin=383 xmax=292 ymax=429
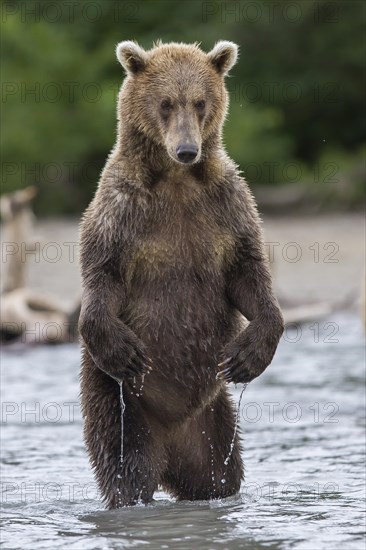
xmin=116 ymin=40 xmax=238 ymax=165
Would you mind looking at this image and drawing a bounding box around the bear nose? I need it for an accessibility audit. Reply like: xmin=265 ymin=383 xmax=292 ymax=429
xmin=176 ymin=144 xmax=198 ymax=163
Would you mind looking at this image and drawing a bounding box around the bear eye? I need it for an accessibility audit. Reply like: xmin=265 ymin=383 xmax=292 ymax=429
xmin=160 ymin=99 xmax=173 ymax=112
xmin=195 ymin=100 xmax=206 ymax=111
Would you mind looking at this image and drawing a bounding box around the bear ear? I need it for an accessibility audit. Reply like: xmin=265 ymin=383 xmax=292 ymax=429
xmin=207 ymin=41 xmax=238 ymax=76
xmin=116 ymin=41 xmax=147 ymax=75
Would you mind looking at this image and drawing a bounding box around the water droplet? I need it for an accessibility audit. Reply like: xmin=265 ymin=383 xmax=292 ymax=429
xmin=118 ymin=381 xmax=126 ymax=507
xmin=139 ymin=374 xmax=145 ymax=396
xmin=222 ymin=385 xmax=247 ymax=469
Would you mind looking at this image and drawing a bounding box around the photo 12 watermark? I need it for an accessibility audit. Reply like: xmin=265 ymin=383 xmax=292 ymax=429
xmin=201 ymin=2 xmax=340 ymax=24
xmin=1 ymin=1 xmax=140 ymax=24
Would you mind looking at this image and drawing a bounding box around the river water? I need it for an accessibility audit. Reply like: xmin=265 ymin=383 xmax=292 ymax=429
xmin=1 ymin=313 xmax=365 ymax=550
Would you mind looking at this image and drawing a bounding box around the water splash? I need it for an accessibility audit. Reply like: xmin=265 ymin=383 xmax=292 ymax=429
xmin=221 ymin=384 xmax=247 ymax=482
xmin=131 ymin=375 xmax=145 ymax=398
xmin=208 ymin=436 xmax=216 ymax=492
xmin=117 ymin=381 xmax=126 ymax=506
xmin=139 ymin=374 xmax=145 ymax=397
xmin=119 ymin=381 xmax=126 ymax=465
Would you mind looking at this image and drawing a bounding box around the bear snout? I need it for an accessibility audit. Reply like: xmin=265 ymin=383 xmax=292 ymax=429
xmin=176 ymin=144 xmax=199 ymax=164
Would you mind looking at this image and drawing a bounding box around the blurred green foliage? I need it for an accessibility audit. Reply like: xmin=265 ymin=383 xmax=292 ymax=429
xmin=1 ymin=0 xmax=365 ymax=214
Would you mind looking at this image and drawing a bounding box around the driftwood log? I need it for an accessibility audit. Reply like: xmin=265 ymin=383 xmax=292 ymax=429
xmin=0 ymin=187 xmax=80 ymax=344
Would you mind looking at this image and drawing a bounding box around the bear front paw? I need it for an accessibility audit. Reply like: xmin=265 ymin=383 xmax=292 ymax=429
xmin=217 ymin=324 xmax=277 ymax=384
xmin=218 ymin=347 xmax=266 ymax=384
xmin=104 ymin=338 xmax=153 ymax=381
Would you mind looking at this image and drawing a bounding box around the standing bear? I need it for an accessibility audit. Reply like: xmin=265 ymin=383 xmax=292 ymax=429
xmin=79 ymin=40 xmax=284 ymax=509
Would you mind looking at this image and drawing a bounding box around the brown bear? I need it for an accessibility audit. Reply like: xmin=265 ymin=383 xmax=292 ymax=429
xmin=79 ymin=40 xmax=284 ymax=509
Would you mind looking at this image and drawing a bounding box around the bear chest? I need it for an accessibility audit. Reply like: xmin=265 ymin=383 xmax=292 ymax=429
xmin=125 ymin=199 xmax=235 ymax=284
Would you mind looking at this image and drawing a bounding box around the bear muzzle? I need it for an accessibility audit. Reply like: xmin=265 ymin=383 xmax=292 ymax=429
xmin=176 ymin=144 xmax=199 ymax=164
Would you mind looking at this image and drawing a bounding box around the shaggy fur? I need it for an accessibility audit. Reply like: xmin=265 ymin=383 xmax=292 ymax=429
xmin=79 ymin=41 xmax=284 ymax=509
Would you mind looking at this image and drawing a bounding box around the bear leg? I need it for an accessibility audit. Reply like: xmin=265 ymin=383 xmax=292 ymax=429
xmin=161 ymin=387 xmax=244 ymax=501
xmin=80 ymin=348 xmax=165 ymax=508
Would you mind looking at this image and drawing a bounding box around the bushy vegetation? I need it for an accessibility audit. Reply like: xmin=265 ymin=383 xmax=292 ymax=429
xmin=2 ymin=0 xmax=365 ymax=214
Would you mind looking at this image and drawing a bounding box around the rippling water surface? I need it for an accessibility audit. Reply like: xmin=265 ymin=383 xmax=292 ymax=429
xmin=1 ymin=313 xmax=365 ymax=549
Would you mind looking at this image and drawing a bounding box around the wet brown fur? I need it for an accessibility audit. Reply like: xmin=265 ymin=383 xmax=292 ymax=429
xmin=79 ymin=41 xmax=284 ymax=508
